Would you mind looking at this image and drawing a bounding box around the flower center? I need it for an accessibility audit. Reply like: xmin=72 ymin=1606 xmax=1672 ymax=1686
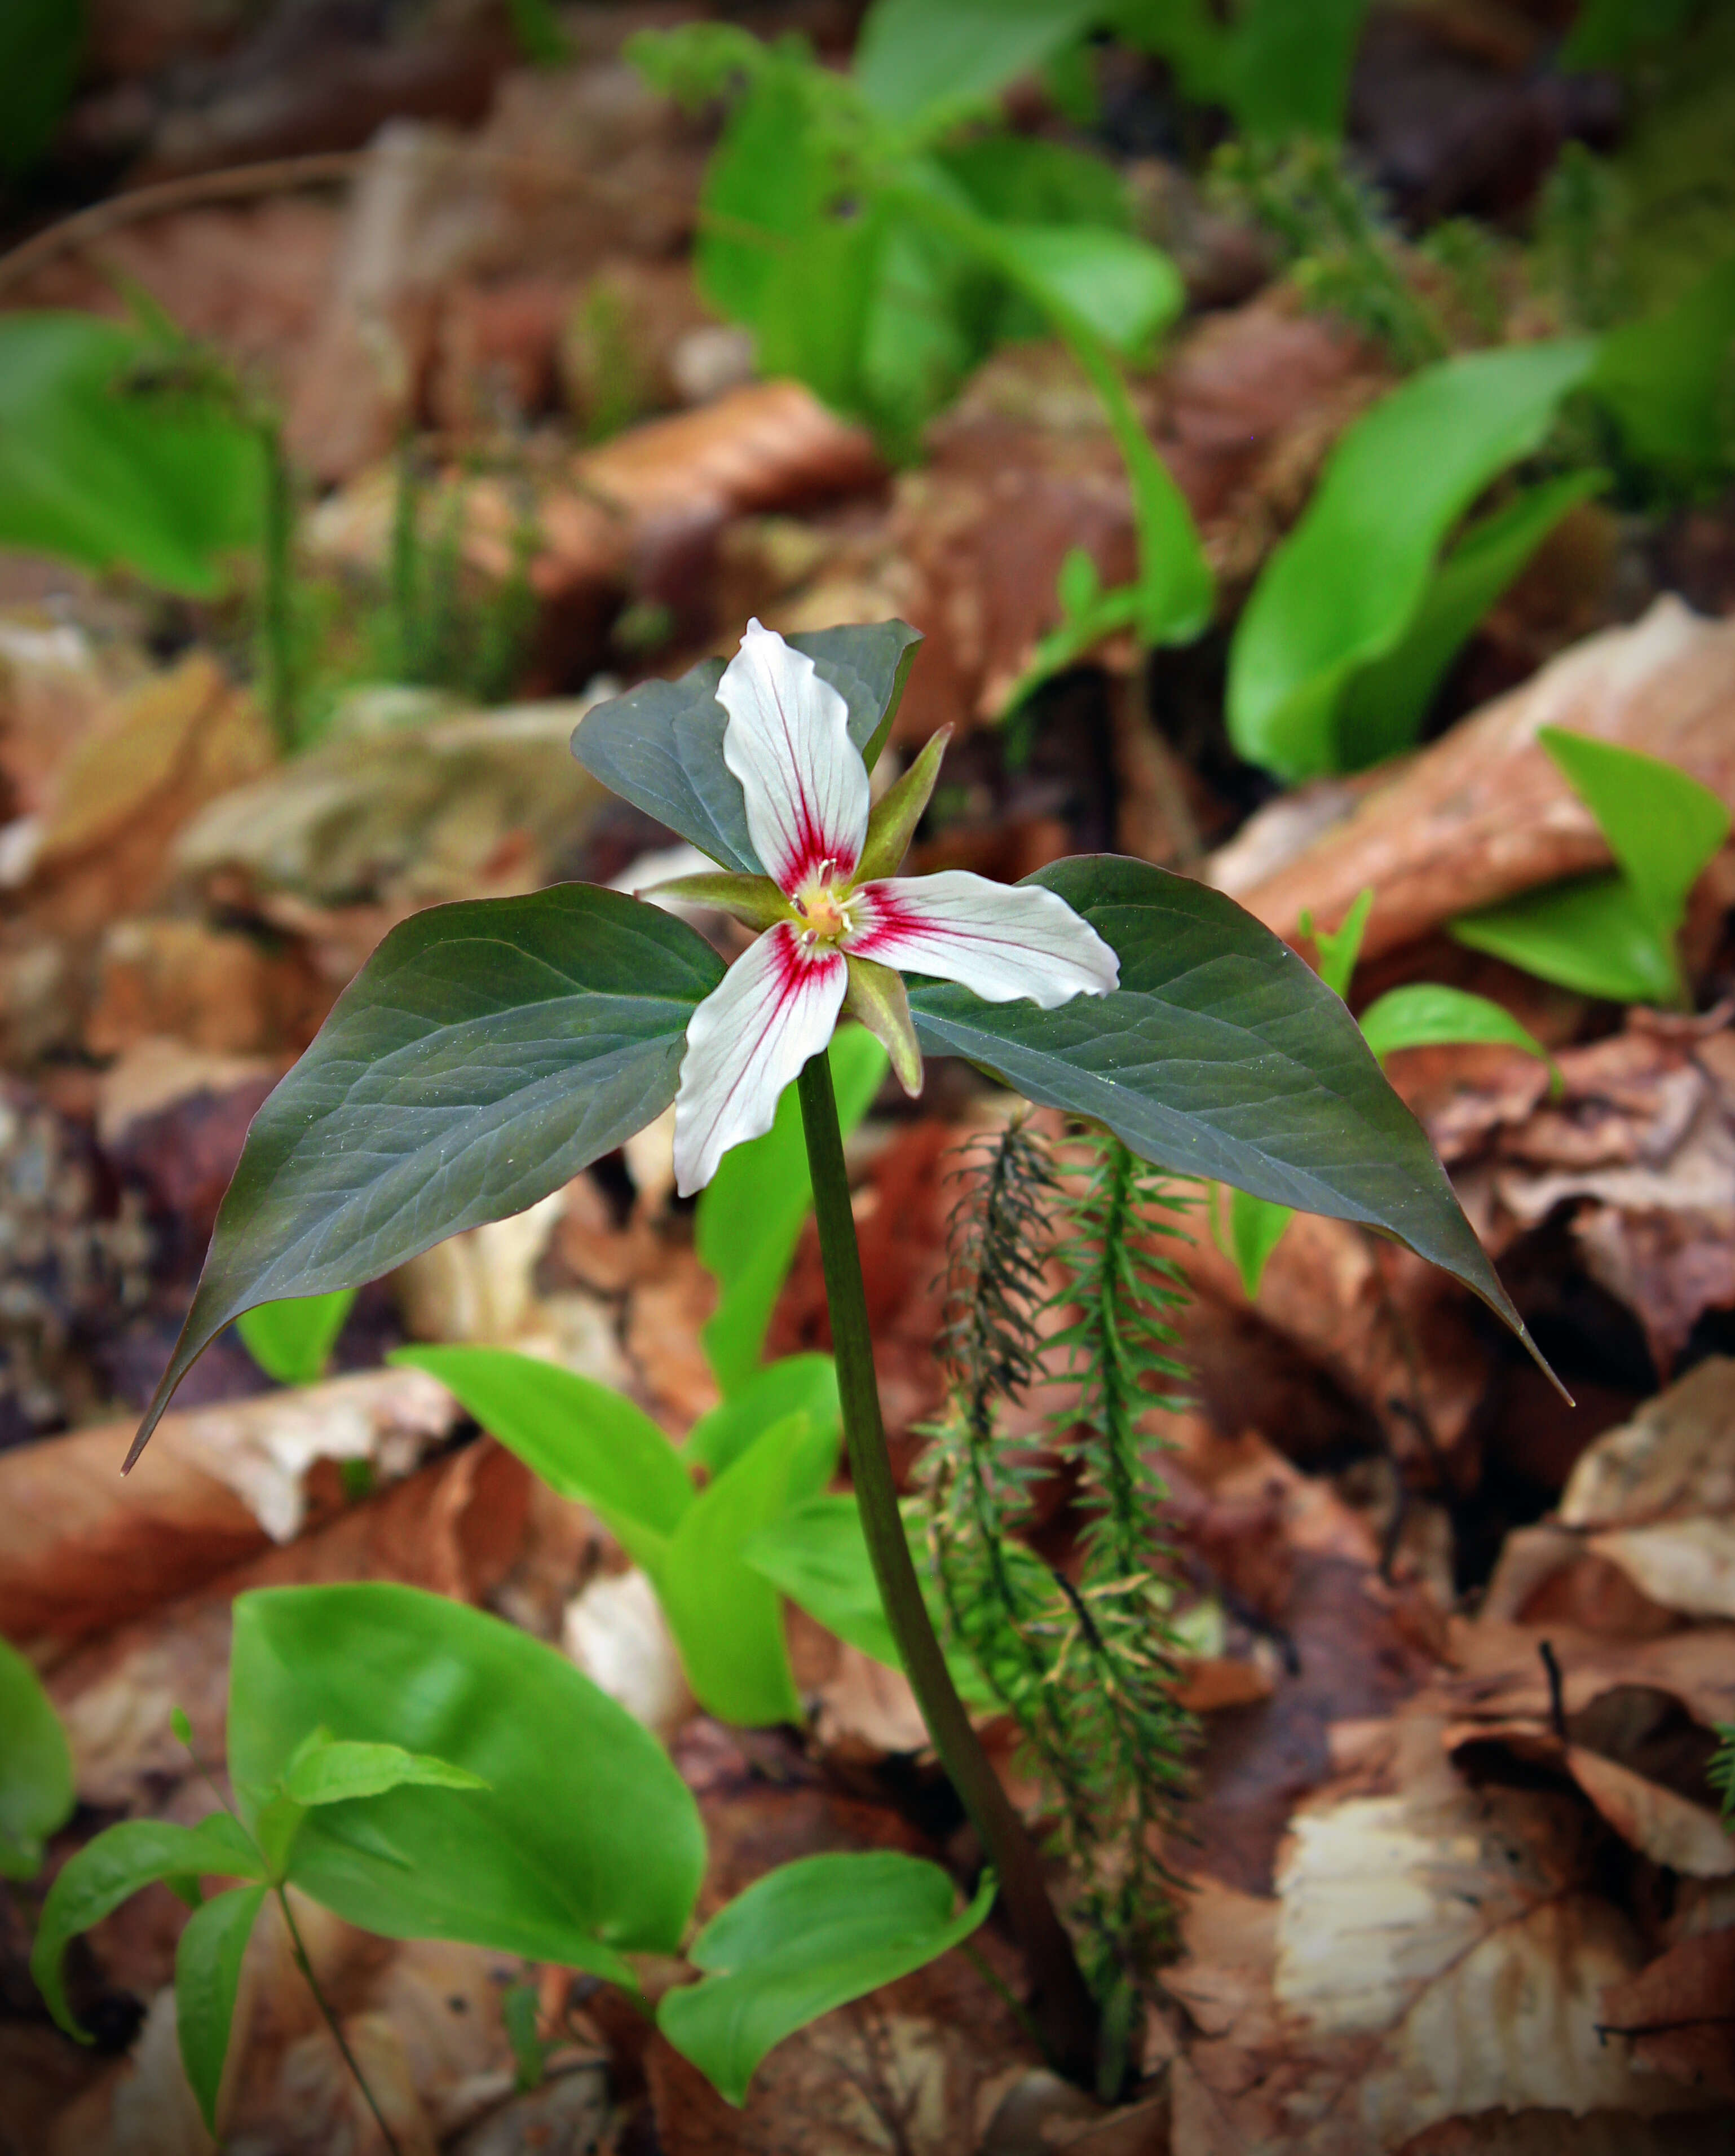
xmin=794 ymin=869 xmax=854 ymax=947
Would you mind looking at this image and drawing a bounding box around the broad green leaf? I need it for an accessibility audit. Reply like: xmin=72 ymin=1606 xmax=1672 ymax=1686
xmin=31 ymin=1815 xmax=265 ymax=2037
xmin=0 ymin=313 xmax=263 ymax=594
xmin=940 ymin=135 xmax=1128 ymax=234
xmin=1 ymin=0 xmax=85 ymax=179
xmin=229 ymin=1585 xmax=704 ymax=1977
xmin=1538 ymin=728 xmax=1730 ymax=953
xmin=175 ymin=1883 xmax=267 ymax=2131
xmin=1221 ymin=1185 xmax=1293 ymax=1301
xmin=699 ymin=1027 xmax=888 ymax=1394
xmin=127 ymin=886 xmax=722 ymax=1468
xmin=235 ymin=1289 xmax=356 ymax=1388
xmin=1591 ymin=255 xmax=1735 ymax=480
xmin=659 ymin=1853 xmax=995 ymax=2105
xmin=907 ymin=856 xmax=1543 ymax=1362
xmin=743 ymin=1492 xmax=999 ymax=1710
xmin=1450 ymin=873 xmax=1683 ymax=1005
xmin=1358 ymin=984 xmax=1552 ymax=1068
xmin=0 ymin=1636 xmax=73 ymax=1880
xmin=686 ymin=1354 xmax=841 ymax=1477
xmin=1334 ymin=471 xmax=1605 ymax=771
xmin=1228 ymin=340 xmax=1597 ymax=781
xmin=282 ymin=1731 xmax=488 ymax=1808
xmin=854 ymin=0 xmax=1096 ymax=129
xmin=660 ymin=1412 xmax=839 ymax=1726
xmin=392 ymin=1345 xmax=693 ymax=1575
xmin=571 ymin=625 xmax=922 ymax=869
xmin=988 ymin=224 xmax=1184 ymax=361
xmin=1217 ymin=0 xmax=1371 ymax=140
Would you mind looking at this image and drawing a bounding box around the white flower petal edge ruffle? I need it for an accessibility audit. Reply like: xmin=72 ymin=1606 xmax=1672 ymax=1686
xmin=672 ymin=923 xmax=847 ymax=1197
xmin=846 ymin=871 xmax=1120 ymax=1007
xmin=718 ymin=618 xmax=869 ymax=894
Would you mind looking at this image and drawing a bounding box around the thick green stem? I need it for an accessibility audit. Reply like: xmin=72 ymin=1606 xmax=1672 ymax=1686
xmin=795 ymin=1054 xmax=1098 ymax=2083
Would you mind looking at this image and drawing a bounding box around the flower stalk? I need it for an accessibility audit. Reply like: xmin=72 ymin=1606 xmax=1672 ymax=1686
xmin=794 ymin=1052 xmax=1098 ymax=2084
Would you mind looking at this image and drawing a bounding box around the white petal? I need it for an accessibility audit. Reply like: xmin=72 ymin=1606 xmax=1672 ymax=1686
xmin=673 ymin=924 xmax=847 ymax=1196
xmin=845 ymin=872 xmax=1119 ymax=1008
xmin=718 ymin=618 xmax=870 ymax=897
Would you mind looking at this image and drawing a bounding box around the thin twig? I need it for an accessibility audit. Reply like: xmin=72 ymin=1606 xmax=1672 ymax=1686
xmin=275 ymin=1885 xmax=403 ymax=2156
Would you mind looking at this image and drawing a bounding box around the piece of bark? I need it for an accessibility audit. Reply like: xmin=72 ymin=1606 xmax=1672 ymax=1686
xmin=1216 ymin=598 xmax=1735 ymax=959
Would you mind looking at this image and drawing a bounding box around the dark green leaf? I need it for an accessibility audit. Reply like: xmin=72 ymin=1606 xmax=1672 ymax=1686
xmin=0 ymin=0 xmax=85 ymax=179
xmin=940 ymin=135 xmax=1128 ymax=233
xmin=1217 ymin=0 xmax=1371 ymax=140
xmin=1228 ymin=340 xmax=1597 ymax=780
xmin=1334 ymin=471 xmax=1605 ymax=771
xmin=571 ymin=628 xmax=921 ymax=866
xmin=659 ymin=1853 xmax=995 ymax=2105
xmin=175 ymin=1883 xmax=267 ymax=2131
xmin=392 ymin=1345 xmax=693 ymax=1574
xmin=128 ymin=886 xmax=722 ymax=1468
xmin=228 ymin=1585 xmax=704 ymax=1977
xmin=235 ymin=1289 xmax=356 ymax=1388
xmin=854 ymin=0 xmax=1096 ymax=128
xmin=659 ymin=1413 xmax=839 ymax=1726
xmin=698 ymin=1028 xmax=887 ymax=1394
xmin=282 ymin=1731 xmax=488 ymax=1807
xmin=686 ymin=1355 xmax=840 ymax=1477
xmin=0 ymin=313 xmax=263 ymax=594
xmin=0 ymin=1636 xmax=73 ymax=1881
xmin=1591 ymin=254 xmax=1735 ymax=479
xmin=31 ymin=1816 xmax=264 ymax=2037
xmin=908 ymin=856 xmax=1540 ymax=1355
xmin=1358 ymin=984 xmax=1552 ymax=1067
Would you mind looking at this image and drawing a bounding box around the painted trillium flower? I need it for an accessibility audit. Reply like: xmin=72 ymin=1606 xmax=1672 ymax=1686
xmin=651 ymin=620 xmax=1119 ymax=1195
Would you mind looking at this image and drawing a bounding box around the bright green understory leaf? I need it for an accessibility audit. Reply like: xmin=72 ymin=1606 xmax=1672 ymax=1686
xmin=1220 ymin=1185 xmax=1296 ymax=1302
xmin=391 ymin=1345 xmax=694 ymax=1575
xmin=1306 ymin=886 xmax=1373 ymax=1000
xmin=571 ymin=624 xmax=921 ymax=872
xmin=1357 ymin=984 xmax=1554 ymax=1070
xmin=686 ymin=1354 xmax=841 ymax=1477
xmin=854 ymin=0 xmax=1096 ymax=129
xmin=658 ymin=1852 xmax=996 ymax=2106
xmin=907 ymin=855 xmax=1544 ymax=1369
xmin=236 ymin=1289 xmax=357 ymax=1388
xmin=228 ymin=1584 xmax=704 ymax=1979
xmin=1228 ymin=338 xmax=1598 ymax=780
xmin=0 ymin=1636 xmax=74 ymax=1881
xmin=744 ymin=1492 xmax=1001 ymax=1712
xmin=0 ymin=313 xmax=263 ymax=594
xmin=281 ymin=1729 xmax=488 ymax=1808
xmin=698 ymin=1028 xmax=887 ymax=1395
xmin=32 ymin=1815 xmax=266 ymax=2038
xmin=1333 ymin=469 xmax=1605 ymax=771
xmin=1115 ymin=0 xmax=1371 ymax=142
xmin=659 ymin=1411 xmax=840 ymax=1726
xmin=1450 ymin=730 xmax=1730 ymax=1005
xmin=1591 ymin=253 xmax=1735 ymax=481
xmin=129 ymin=884 xmax=725 ymax=1468
xmin=176 ymin=1883 xmax=268 ymax=2132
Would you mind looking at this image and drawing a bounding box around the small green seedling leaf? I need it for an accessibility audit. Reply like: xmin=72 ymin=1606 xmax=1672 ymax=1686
xmin=698 ymin=1028 xmax=886 ymax=1395
xmin=127 ymin=885 xmax=725 ymax=1469
xmin=391 ymin=1344 xmax=693 ymax=1576
xmin=175 ymin=1881 xmax=268 ymax=2131
xmin=659 ymin=1852 xmax=996 ymax=2106
xmin=1228 ymin=339 xmax=1598 ymax=780
xmin=660 ymin=1412 xmax=840 ymax=1726
xmin=0 ymin=1637 xmax=74 ymax=1881
xmin=0 ymin=312 xmax=264 ymax=593
xmin=282 ymin=1729 xmax=488 ymax=1808
xmin=31 ymin=1815 xmax=266 ymax=2038
xmin=236 ymin=1289 xmax=357 ymax=1388
xmin=854 ymin=0 xmax=1096 ymax=129
xmin=502 ymin=1980 xmax=551 ymax=2092
xmin=1357 ymin=984 xmax=1555 ymax=1074
xmin=228 ymin=1584 xmax=704 ymax=1978
xmin=1220 ymin=1185 xmax=1296 ymax=1301
xmin=686 ymin=1354 xmax=841 ymax=1478
xmin=1304 ymin=888 xmax=1374 ymax=1000
xmin=1450 ymin=732 xmax=1730 ymax=1005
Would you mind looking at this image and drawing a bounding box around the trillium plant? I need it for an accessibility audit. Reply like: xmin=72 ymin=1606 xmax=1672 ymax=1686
xmin=111 ymin=615 xmax=1555 ymax=2097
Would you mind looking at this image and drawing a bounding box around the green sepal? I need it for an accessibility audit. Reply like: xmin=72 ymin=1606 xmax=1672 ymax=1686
xmin=842 ymin=954 xmax=922 ymax=1095
xmin=639 ymin=871 xmax=791 ymax=930
xmin=855 ymin=726 xmax=951 ymax=885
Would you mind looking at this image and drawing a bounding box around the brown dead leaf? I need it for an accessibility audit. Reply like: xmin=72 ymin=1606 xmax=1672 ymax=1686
xmin=1216 ymin=598 xmax=1735 ymax=964
xmin=1396 ymin=2110 xmax=1734 ymax=2153
xmin=1598 ymin=1927 xmax=1735 ymax=2101
xmin=0 ymin=1366 xmax=460 ymax=1647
